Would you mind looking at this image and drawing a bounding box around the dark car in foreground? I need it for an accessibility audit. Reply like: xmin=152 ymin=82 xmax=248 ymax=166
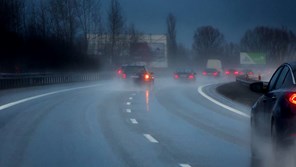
xmin=119 ymin=65 xmax=154 ymax=84
xmin=202 ymin=68 xmax=220 ymax=77
xmin=250 ymin=62 xmax=296 ymax=159
xmin=174 ymin=69 xmax=196 ymax=81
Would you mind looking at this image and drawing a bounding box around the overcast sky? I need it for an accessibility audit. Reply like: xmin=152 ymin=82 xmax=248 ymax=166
xmin=102 ymin=0 xmax=296 ymax=48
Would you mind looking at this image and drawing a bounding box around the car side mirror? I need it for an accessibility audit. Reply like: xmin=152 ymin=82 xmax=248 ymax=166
xmin=250 ymin=82 xmax=268 ymax=93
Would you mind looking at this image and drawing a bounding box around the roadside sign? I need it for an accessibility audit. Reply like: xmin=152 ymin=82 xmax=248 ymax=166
xmin=240 ymin=52 xmax=266 ymax=64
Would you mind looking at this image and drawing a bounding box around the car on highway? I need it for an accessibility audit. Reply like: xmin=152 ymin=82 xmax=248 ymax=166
xmin=202 ymin=68 xmax=220 ymax=77
xmin=174 ymin=69 xmax=196 ymax=81
xmin=119 ymin=65 xmax=154 ymax=84
xmin=250 ymin=62 xmax=296 ymax=158
xmin=240 ymin=69 xmax=254 ymax=77
xmin=116 ymin=67 xmax=124 ymax=78
xmin=224 ymin=69 xmax=241 ymax=76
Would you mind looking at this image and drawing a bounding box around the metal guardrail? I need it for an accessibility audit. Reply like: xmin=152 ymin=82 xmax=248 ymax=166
xmin=0 ymin=73 xmax=100 ymax=89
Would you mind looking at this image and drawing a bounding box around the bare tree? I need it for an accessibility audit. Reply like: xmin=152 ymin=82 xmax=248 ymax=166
xmin=0 ymin=0 xmax=24 ymax=33
xmin=107 ymin=0 xmax=125 ymax=65
xmin=0 ymin=0 xmax=105 ymax=72
xmin=127 ymin=23 xmax=141 ymax=44
xmin=26 ymin=1 xmax=38 ymax=36
xmin=126 ymin=23 xmax=144 ymax=63
xmin=176 ymin=43 xmax=191 ymax=67
xmin=223 ymin=42 xmax=240 ymax=66
xmin=74 ymin=0 xmax=102 ymax=49
xmin=35 ymin=0 xmax=51 ymax=38
xmin=49 ymin=0 xmax=77 ymax=44
xmin=166 ymin=13 xmax=177 ymax=67
xmin=192 ymin=26 xmax=225 ymax=65
xmin=0 ymin=0 xmax=25 ymax=71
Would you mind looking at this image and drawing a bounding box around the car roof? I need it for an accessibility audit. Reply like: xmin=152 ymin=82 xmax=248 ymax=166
xmin=205 ymin=68 xmax=218 ymax=71
xmin=121 ymin=65 xmax=146 ymax=69
xmin=242 ymin=69 xmax=253 ymax=71
xmin=176 ymin=69 xmax=194 ymax=72
xmin=281 ymin=62 xmax=296 ymax=84
xmin=286 ymin=62 xmax=296 ymax=71
xmin=204 ymin=68 xmax=219 ymax=73
xmin=121 ymin=65 xmax=145 ymax=67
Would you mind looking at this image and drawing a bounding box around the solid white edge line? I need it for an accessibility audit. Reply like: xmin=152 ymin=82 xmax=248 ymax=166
xmin=197 ymin=84 xmax=250 ymax=118
xmin=179 ymin=164 xmax=192 ymax=167
xmin=0 ymin=84 xmax=101 ymax=111
xmin=143 ymin=134 xmax=159 ymax=143
xmin=130 ymin=118 xmax=138 ymax=124
xmin=126 ymin=109 xmax=131 ymax=113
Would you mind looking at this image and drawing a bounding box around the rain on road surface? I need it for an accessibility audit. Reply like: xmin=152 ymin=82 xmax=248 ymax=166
xmin=0 ymin=77 xmax=253 ymax=167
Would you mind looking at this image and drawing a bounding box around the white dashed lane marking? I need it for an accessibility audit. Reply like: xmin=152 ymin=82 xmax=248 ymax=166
xmin=130 ymin=118 xmax=138 ymax=124
xmin=143 ymin=134 xmax=159 ymax=143
xmin=127 ymin=91 xmax=191 ymax=167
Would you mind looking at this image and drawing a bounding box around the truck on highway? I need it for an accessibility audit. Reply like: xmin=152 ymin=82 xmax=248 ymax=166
xmin=206 ymin=59 xmax=223 ymax=72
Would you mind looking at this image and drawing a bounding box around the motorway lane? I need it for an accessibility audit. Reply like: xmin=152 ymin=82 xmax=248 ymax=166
xmin=150 ymin=78 xmax=251 ymax=167
xmin=0 ymin=77 xmax=252 ymax=167
xmin=0 ymin=84 xmax=125 ymax=167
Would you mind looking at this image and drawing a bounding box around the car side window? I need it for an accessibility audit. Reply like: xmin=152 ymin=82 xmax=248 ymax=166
xmin=268 ymin=67 xmax=283 ymax=91
xmin=282 ymin=69 xmax=294 ymax=88
xmin=275 ymin=66 xmax=289 ymax=90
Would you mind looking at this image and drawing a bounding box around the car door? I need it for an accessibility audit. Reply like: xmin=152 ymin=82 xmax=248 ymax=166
xmin=264 ymin=66 xmax=291 ymax=126
xmin=262 ymin=66 xmax=285 ymax=131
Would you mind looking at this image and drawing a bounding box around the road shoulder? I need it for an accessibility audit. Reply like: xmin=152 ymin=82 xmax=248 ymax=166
xmin=216 ymin=82 xmax=262 ymax=108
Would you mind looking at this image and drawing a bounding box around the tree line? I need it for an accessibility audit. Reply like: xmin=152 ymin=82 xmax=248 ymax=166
xmin=0 ymin=0 xmax=129 ymax=72
xmin=1 ymin=0 xmax=295 ymax=72
xmin=167 ymin=14 xmax=296 ymax=68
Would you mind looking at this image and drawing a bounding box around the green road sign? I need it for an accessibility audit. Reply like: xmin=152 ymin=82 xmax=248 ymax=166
xmin=240 ymin=52 xmax=266 ymax=64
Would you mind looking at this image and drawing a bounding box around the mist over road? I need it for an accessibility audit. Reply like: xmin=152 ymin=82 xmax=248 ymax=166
xmin=0 ymin=77 xmax=253 ymax=167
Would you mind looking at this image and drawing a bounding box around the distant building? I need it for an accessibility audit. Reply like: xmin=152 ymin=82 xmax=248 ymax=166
xmin=87 ymin=34 xmax=167 ymax=68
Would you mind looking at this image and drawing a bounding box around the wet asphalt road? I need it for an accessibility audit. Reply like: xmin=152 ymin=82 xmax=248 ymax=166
xmin=0 ymin=77 xmax=254 ymax=167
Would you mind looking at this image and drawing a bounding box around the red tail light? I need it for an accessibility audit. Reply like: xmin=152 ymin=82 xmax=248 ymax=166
xmin=213 ymin=72 xmax=218 ymax=76
xmin=234 ymin=71 xmax=239 ymax=75
xmin=202 ymin=72 xmax=207 ymax=76
xmin=289 ymin=93 xmax=296 ymax=105
xmin=188 ymin=75 xmax=194 ymax=79
xmin=174 ymin=74 xmax=179 ymax=79
xmin=225 ymin=71 xmax=230 ymax=75
xmin=122 ymin=73 xmax=126 ymax=79
xmin=248 ymin=72 xmax=254 ymax=75
xmin=117 ymin=69 xmax=122 ymax=74
xmin=144 ymin=74 xmax=150 ymax=80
